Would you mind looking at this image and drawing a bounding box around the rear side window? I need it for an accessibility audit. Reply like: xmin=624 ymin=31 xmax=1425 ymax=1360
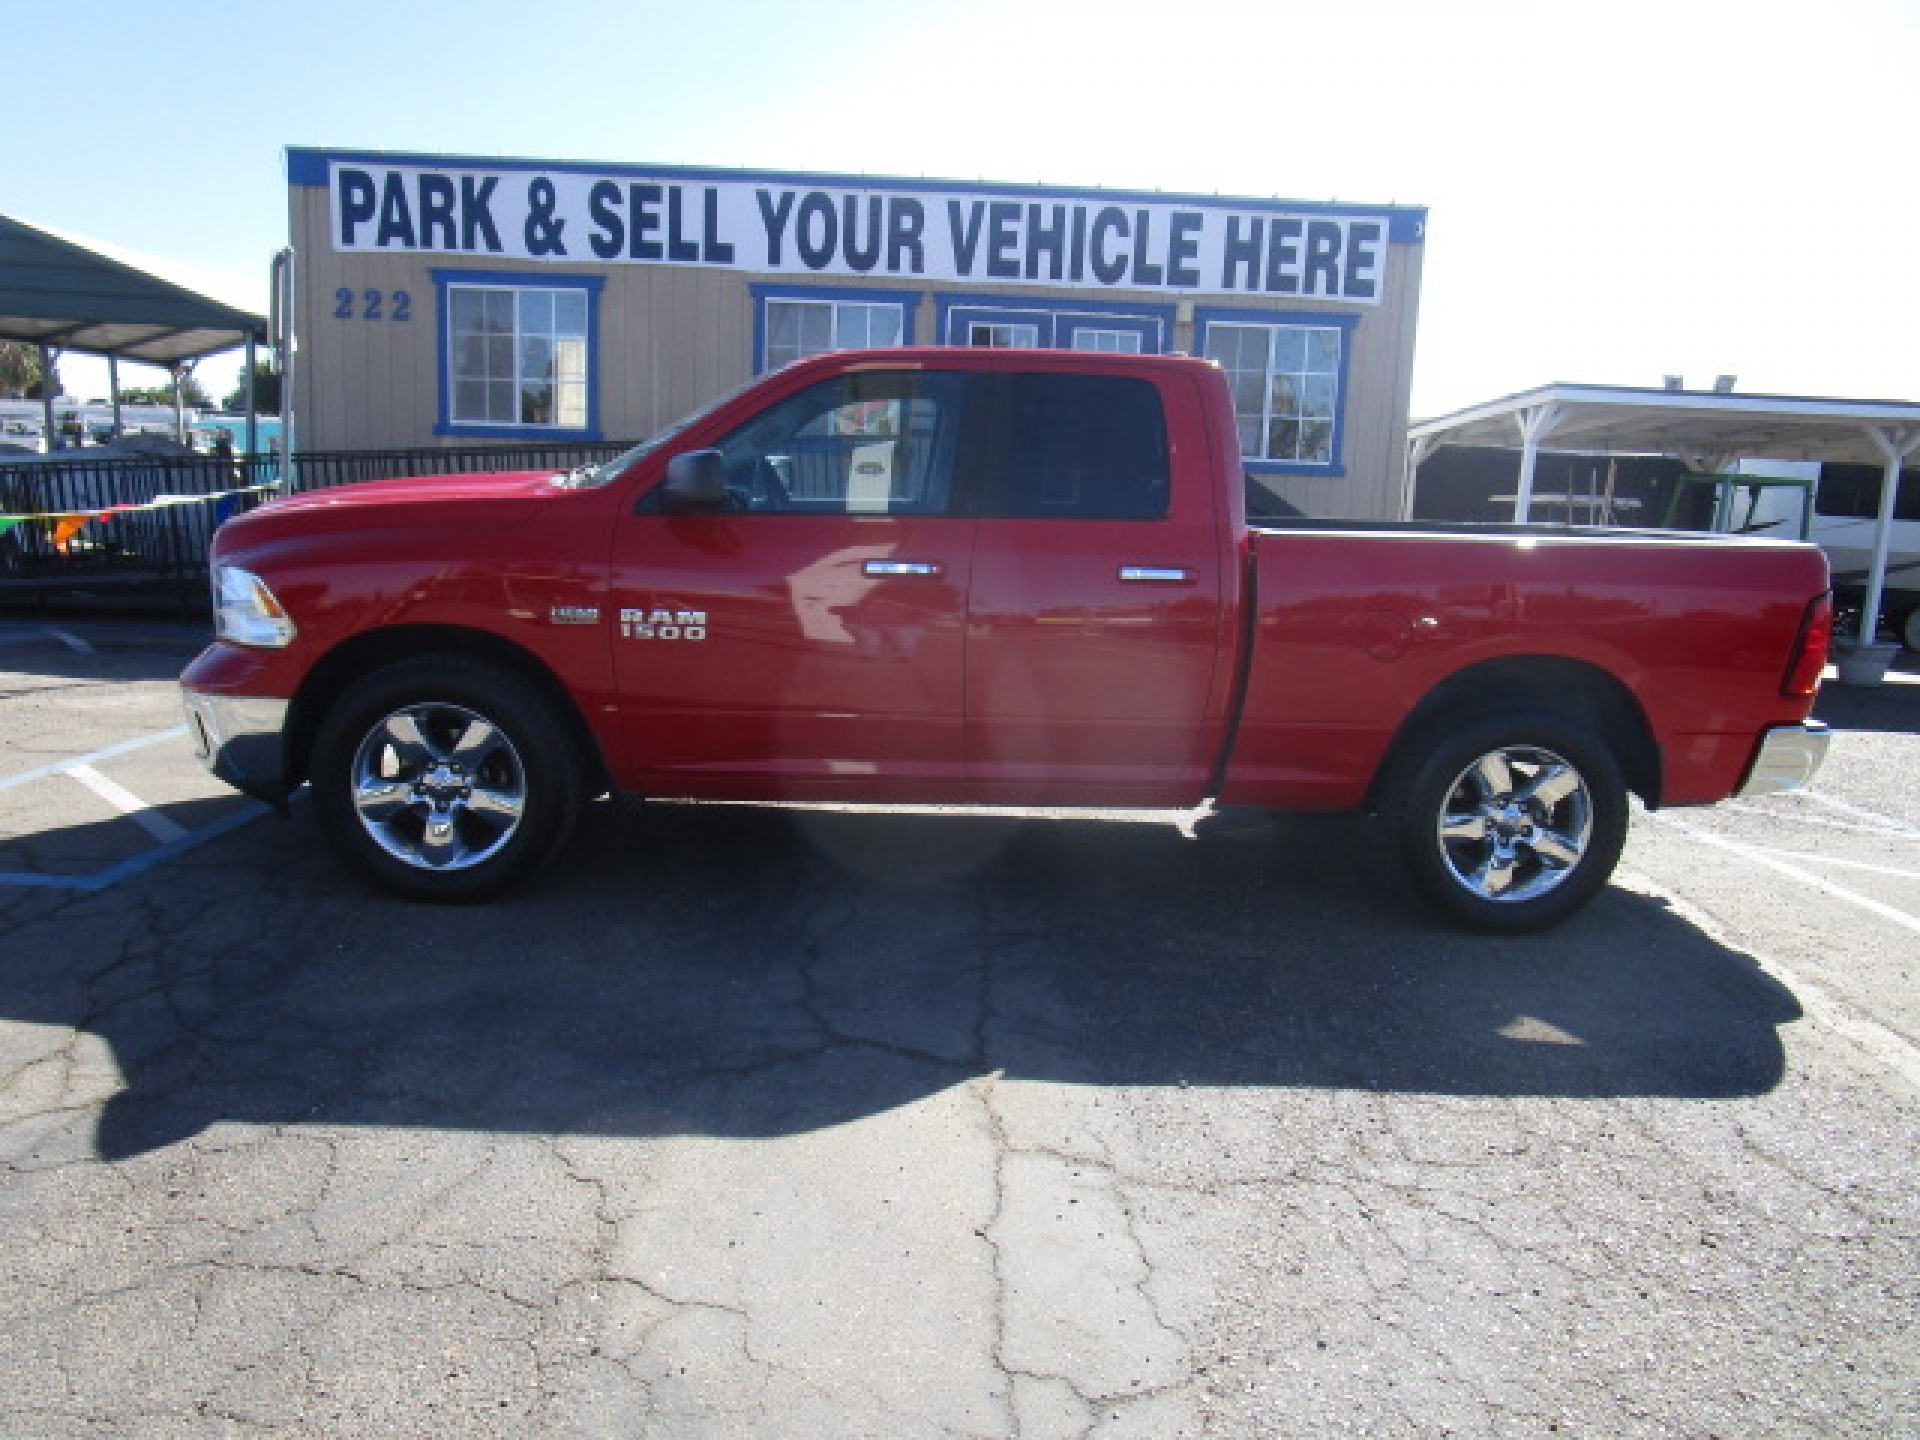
xmin=982 ymin=373 xmax=1171 ymax=521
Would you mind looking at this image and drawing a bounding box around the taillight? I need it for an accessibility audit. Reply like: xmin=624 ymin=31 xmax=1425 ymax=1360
xmin=1783 ymin=593 xmax=1832 ymax=698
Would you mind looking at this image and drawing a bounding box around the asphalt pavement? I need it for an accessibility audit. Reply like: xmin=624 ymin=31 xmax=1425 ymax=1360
xmin=0 ymin=616 xmax=1915 ymax=1439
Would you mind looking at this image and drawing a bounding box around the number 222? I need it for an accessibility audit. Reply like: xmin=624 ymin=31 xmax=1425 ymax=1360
xmin=335 ymin=288 xmax=412 ymax=322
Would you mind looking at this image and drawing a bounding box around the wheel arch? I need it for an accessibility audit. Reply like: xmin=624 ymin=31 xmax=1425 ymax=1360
xmin=285 ymin=625 xmax=611 ymax=798
xmin=1372 ymin=655 xmax=1663 ymax=809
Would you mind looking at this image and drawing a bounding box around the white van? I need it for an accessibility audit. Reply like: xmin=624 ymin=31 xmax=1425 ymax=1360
xmin=1724 ymin=460 xmax=1920 ymax=651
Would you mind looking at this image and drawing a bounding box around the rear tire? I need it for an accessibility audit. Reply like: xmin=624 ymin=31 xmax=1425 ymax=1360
xmin=311 ymin=656 xmax=583 ymax=900
xmin=1381 ymin=710 xmax=1629 ymax=934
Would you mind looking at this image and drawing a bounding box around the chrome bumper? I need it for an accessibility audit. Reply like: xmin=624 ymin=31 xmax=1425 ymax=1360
xmin=181 ymin=689 xmax=294 ymax=807
xmin=1737 ymin=722 xmax=1831 ymax=798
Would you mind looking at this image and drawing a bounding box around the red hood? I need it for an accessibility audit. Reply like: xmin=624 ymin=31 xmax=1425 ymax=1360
xmin=262 ymin=468 xmax=559 ymax=512
xmin=219 ymin=469 xmax=561 ymax=545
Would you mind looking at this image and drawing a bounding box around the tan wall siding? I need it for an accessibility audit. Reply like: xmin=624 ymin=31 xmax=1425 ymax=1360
xmin=289 ymin=178 xmax=1424 ymax=517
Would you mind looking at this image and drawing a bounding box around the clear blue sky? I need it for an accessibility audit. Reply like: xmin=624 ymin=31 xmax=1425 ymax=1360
xmin=6 ymin=0 xmax=1914 ymax=414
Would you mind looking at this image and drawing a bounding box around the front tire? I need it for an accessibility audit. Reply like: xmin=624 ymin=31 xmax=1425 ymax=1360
xmin=311 ymin=656 xmax=583 ymax=900
xmin=1382 ymin=711 xmax=1629 ymax=934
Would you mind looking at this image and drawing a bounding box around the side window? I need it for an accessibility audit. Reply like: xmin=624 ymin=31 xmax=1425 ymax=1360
xmin=1200 ymin=316 xmax=1351 ymax=471
xmin=433 ymin=272 xmax=602 ymax=439
xmin=1817 ymin=463 xmax=1920 ymax=523
xmin=709 ymin=371 xmax=968 ymax=515
xmin=986 ymin=373 xmax=1170 ymax=521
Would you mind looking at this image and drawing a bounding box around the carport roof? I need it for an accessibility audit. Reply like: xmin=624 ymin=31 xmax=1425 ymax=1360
xmin=0 ymin=214 xmax=267 ymax=367
xmin=1410 ymin=383 xmax=1920 ymax=468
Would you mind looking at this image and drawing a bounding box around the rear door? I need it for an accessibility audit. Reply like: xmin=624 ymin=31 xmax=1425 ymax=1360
xmin=962 ymin=367 xmax=1232 ymax=803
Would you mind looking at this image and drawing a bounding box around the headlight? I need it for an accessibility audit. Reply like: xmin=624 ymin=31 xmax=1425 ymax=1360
xmin=212 ymin=564 xmax=297 ymax=648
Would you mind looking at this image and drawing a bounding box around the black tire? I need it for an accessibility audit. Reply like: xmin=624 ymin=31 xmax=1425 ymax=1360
xmin=1380 ymin=710 xmax=1629 ymax=934
xmin=311 ymin=655 xmax=584 ymax=901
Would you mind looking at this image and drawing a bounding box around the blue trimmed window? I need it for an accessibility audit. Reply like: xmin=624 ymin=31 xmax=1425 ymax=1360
xmin=936 ymin=296 xmax=1168 ymax=353
xmin=752 ymin=285 xmax=918 ymax=373
xmin=433 ymin=270 xmax=604 ymax=439
xmin=1198 ymin=311 xmax=1356 ymax=473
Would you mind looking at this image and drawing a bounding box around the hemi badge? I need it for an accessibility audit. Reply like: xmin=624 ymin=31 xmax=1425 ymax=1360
xmin=549 ymin=606 xmax=601 ymax=626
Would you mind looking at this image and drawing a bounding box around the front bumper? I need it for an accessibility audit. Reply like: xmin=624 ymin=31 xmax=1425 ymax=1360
xmin=1737 ymin=721 xmax=1831 ymax=798
xmin=181 ymin=687 xmax=294 ymax=808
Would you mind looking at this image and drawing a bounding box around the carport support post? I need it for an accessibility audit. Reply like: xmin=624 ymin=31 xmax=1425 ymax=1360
xmin=168 ymin=363 xmax=188 ymax=445
xmin=242 ymin=334 xmax=258 ymax=457
xmin=37 ymin=344 xmax=56 ymax=449
xmin=1512 ymin=402 xmax=1565 ymax=524
xmin=1858 ymin=424 xmax=1920 ymax=646
xmin=109 ymin=356 xmax=124 ymax=440
xmin=1403 ymin=434 xmax=1439 ymax=519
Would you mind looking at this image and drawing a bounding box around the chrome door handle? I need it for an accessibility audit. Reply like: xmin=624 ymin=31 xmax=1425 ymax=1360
xmin=1118 ymin=565 xmax=1193 ymax=583
xmin=863 ymin=560 xmax=942 ymax=577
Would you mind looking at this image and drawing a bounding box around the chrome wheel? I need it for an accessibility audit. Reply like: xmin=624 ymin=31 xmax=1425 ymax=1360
xmin=1434 ymin=744 xmax=1592 ymax=903
xmin=350 ymin=701 xmax=528 ymax=871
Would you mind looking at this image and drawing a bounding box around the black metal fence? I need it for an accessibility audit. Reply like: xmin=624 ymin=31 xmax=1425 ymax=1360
xmin=287 ymin=439 xmax=633 ymax=494
xmin=0 ymin=439 xmax=634 ymax=611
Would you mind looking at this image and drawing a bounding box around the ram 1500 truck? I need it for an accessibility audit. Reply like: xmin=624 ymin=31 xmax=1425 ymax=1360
xmin=181 ymin=348 xmax=1834 ymax=931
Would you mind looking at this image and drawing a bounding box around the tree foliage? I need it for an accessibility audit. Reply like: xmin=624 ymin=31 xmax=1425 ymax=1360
xmin=0 ymin=341 xmax=56 ymax=398
xmin=118 ymin=375 xmax=214 ymax=408
xmin=224 ymin=362 xmax=282 ymax=415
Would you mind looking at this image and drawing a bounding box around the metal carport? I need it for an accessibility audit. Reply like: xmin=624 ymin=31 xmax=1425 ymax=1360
xmin=1407 ymin=384 xmax=1920 ymax=670
xmin=0 ymin=214 xmax=268 ymax=451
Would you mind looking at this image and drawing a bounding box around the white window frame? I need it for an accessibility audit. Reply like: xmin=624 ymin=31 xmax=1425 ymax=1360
xmin=1068 ymin=328 xmax=1144 ymax=354
xmin=1201 ymin=316 xmax=1351 ymax=472
xmin=756 ymin=288 xmax=915 ymax=372
xmin=967 ymin=321 xmax=1042 ymax=349
xmin=434 ymin=270 xmax=601 ymax=440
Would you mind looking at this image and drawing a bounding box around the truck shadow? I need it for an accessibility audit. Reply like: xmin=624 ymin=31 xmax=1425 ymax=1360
xmin=1 ymin=798 xmax=1802 ymax=1161
xmin=1814 ymin=660 xmax=1920 ymax=736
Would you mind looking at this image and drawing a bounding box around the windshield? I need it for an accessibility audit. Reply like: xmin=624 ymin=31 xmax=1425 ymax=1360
xmin=556 ymin=375 xmax=767 ymax=489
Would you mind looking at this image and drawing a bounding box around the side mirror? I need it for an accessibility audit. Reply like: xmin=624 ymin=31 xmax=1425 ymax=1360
xmin=662 ymin=449 xmax=728 ymax=512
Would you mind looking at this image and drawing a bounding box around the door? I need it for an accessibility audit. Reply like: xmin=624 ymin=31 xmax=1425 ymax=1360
xmin=608 ymin=368 xmax=977 ymax=799
xmin=963 ymin=369 xmax=1232 ymax=803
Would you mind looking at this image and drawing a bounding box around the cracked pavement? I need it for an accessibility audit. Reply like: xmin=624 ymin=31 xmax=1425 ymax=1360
xmin=0 ymin=620 xmax=1916 ymax=1438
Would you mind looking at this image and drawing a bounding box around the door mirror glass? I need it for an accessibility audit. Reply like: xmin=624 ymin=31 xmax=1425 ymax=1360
xmin=662 ymin=449 xmax=728 ymax=512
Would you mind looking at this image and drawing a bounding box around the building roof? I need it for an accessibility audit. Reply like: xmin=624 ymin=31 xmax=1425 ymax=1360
xmin=1410 ymin=383 xmax=1920 ymax=469
xmin=0 ymin=214 xmax=267 ymax=367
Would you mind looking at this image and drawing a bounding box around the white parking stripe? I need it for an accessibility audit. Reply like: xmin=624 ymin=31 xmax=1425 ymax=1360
xmin=1651 ymin=811 xmax=1920 ymax=936
xmin=0 ymin=725 xmax=188 ymax=792
xmin=67 ymin=764 xmax=189 ymax=844
xmin=1795 ymin=788 xmax=1920 ymax=835
xmin=0 ymin=723 xmax=270 ymax=893
xmin=1629 ymin=837 xmax=1920 ymax=1095
xmin=0 ymin=626 xmax=92 ymax=653
xmin=1732 ymin=848 xmax=1920 ymax=881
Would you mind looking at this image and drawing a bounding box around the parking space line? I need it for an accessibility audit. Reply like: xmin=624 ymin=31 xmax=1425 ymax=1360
xmin=67 ymin=764 xmax=190 ymax=843
xmin=0 ymin=626 xmax=93 ymax=654
xmin=1797 ymin=789 xmax=1920 ymax=835
xmin=1650 ymin=811 xmax=1920 ymax=936
xmin=1637 ymin=822 xmax=1920 ymax=1094
xmin=1732 ymin=848 xmax=1920 ymax=881
xmin=0 ymin=801 xmax=269 ymax=893
xmin=0 ymin=725 xmax=188 ymax=793
xmin=0 ymin=723 xmax=273 ymax=893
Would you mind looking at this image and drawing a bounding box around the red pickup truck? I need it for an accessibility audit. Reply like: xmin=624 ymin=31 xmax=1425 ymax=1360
xmin=181 ymin=348 xmax=1833 ymax=931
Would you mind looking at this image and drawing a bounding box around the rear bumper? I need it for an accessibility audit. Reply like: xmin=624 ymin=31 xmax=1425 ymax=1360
xmin=181 ymin=687 xmax=294 ymax=807
xmin=1737 ymin=721 xmax=1831 ymax=798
